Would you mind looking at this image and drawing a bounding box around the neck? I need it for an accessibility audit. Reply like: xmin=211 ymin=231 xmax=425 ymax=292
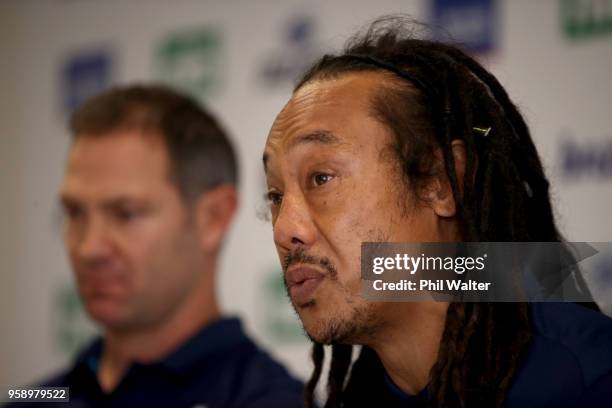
xmin=368 ymin=301 xmax=448 ymax=396
xmin=97 ymin=262 xmax=221 ymax=393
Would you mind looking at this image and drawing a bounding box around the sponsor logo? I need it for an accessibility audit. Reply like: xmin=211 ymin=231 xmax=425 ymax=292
xmin=430 ymin=0 xmax=498 ymax=54
xmin=53 ymin=284 xmax=98 ymax=356
xmin=561 ymin=0 xmax=612 ymax=40
xmin=259 ymin=269 xmax=306 ymax=344
xmin=62 ymin=48 xmax=113 ymax=114
xmin=559 ymin=135 xmax=612 ymax=180
xmin=156 ymin=27 xmax=223 ymax=101
xmin=260 ymin=15 xmax=322 ymax=86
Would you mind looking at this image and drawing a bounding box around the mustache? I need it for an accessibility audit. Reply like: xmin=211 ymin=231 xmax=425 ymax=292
xmin=283 ymin=248 xmax=338 ymax=279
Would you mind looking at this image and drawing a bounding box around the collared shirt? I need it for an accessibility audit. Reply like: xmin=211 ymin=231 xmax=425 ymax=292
xmin=342 ymin=303 xmax=612 ymax=407
xmin=7 ymin=317 xmax=304 ymax=408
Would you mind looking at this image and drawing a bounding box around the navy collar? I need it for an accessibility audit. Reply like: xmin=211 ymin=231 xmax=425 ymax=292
xmin=383 ymin=371 xmax=429 ymax=404
xmin=74 ymin=317 xmax=248 ymax=377
xmin=163 ymin=317 xmax=247 ymax=372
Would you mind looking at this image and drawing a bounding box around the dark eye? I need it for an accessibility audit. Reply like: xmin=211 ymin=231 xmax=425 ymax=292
xmin=63 ymin=204 xmax=84 ymax=221
xmin=313 ymin=173 xmax=333 ymax=186
xmin=115 ymin=208 xmax=141 ymax=223
xmin=266 ymin=191 xmax=283 ymax=206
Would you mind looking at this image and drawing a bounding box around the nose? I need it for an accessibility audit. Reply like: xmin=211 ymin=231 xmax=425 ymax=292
xmin=273 ymin=192 xmax=317 ymax=254
xmin=73 ymin=216 xmax=113 ymax=262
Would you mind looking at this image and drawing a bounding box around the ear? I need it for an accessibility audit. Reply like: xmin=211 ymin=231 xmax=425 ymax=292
xmin=194 ymin=184 xmax=239 ymax=254
xmin=424 ymin=140 xmax=466 ymax=218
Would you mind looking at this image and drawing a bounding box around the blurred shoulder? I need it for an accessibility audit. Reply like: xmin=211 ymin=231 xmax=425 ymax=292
xmin=530 ymin=302 xmax=612 ymax=385
xmin=222 ymin=335 xmax=304 ymax=407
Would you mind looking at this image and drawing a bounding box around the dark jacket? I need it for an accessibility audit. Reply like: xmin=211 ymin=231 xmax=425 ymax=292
xmin=4 ymin=318 xmax=304 ymax=408
xmin=341 ymin=303 xmax=612 ymax=407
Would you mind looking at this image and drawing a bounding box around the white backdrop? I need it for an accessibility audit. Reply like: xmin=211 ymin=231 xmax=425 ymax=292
xmin=1 ymin=0 xmax=611 ymax=391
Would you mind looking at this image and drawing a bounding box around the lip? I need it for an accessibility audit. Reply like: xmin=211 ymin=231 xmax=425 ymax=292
xmin=78 ymin=269 xmax=125 ymax=295
xmin=286 ymin=265 xmax=325 ymax=305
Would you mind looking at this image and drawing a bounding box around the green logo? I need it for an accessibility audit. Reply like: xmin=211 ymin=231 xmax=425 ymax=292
xmin=259 ymin=269 xmax=307 ymax=344
xmin=561 ymin=0 xmax=612 ymax=40
xmin=54 ymin=283 xmax=99 ymax=356
xmin=156 ymin=27 xmax=223 ymax=101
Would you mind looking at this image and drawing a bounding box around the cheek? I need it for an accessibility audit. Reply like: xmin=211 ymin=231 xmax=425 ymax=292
xmin=313 ymin=171 xmax=403 ymax=283
xmin=318 ymin=204 xmax=381 ymax=290
xmin=116 ymin=226 xmax=173 ymax=286
xmin=116 ymin=243 xmax=150 ymax=293
xmin=145 ymin=223 xmax=200 ymax=281
xmin=323 ymin=180 xmax=393 ymax=241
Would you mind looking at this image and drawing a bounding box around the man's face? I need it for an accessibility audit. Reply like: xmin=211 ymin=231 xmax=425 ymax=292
xmin=263 ymin=72 xmax=444 ymax=344
xmin=60 ymin=130 xmax=203 ymax=331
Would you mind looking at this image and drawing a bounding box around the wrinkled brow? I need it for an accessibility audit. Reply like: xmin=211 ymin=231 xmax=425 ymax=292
xmin=263 ymin=130 xmax=340 ymax=172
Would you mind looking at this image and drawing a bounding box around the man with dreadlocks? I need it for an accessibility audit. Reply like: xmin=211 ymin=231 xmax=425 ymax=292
xmin=262 ymin=17 xmax=612 ymax=408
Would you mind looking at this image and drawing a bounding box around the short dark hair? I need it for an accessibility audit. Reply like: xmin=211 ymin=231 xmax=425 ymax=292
xmin=70 ymin=84 xmax=238 ymax=202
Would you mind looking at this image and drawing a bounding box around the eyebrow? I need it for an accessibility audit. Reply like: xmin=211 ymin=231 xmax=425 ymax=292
xmin=263 ymin=130 xmax=340 ymax=172
xmin=59 ymin=194 xmax=143 ymax=210
xmin=59 ymin=193 xmax=80 ymax=207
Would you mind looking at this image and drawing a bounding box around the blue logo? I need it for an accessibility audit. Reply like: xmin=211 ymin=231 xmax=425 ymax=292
xmin=62 ymin=49 xmax=113 ymax=114
xmin=260 ymin=15 xmax=322 ymax=86
xmin=430 ymin=0 xmax=498 ymax=54
xmin=559 ymin=135 xmax=612 ymax=181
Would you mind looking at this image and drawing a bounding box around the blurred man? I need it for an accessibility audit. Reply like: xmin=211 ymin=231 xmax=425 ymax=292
xmin=263 ymin=18 xmax=612 ymax=408
xmin=15 ymin=85 xmax=303 ymax=407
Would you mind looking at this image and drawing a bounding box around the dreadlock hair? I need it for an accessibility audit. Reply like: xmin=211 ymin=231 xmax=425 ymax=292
xmin=297 ymin=16 xmax=595 ymax=408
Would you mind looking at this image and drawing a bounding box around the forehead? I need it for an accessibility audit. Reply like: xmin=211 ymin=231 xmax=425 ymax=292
xmin=61 ymin=130 xmax=173 ymax=198
xmin=264 ymin=71 xmax=394 ymax=163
